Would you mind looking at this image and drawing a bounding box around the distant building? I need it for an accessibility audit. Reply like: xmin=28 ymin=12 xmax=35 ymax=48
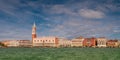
xmin=18 ymin=40 xmax=32 ymax=47
xmin=58 ymin=38 xmax=72 ymax=47
xmin=33 ymin=37 xmax=59 ymax=47
xmin=119 ymin=40 xmax=120 ymax=47
xmin=83 ymin=37 xmax=97 ymax=47
xmin=107 ymin=40 xmax=119 ymax=48
xmin=71 ymin=37 xmax=84 ymax=47
xmin=1 ymin=40 xmax=19 ymax=47
xmin=97 ymin=37 xmax=107 ymax=47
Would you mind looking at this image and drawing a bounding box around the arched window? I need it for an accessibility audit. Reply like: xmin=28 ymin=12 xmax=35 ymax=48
xmin=37 ymin=40 xmax=39 ymax=42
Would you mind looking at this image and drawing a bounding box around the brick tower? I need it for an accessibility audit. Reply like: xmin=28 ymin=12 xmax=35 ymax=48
xmin=32 ymin=22 xmax=37 ymax=43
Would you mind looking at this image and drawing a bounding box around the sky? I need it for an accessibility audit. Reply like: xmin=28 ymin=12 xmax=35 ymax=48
xmin=0 ymin=0 xmax=120 ymax=40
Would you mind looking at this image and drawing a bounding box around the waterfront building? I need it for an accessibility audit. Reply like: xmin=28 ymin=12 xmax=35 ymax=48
xmin=107 ymin=40 xmax=119 ymax=48
xmin=58 ymin=38 xmax=72 ymax=47
xmin=18 ymin=40 xmax=32 ymax=47
xmin=33 ymin=36 xmax=59 ymax=47
xmin=1 ymin=40 xmax=19 ymax=47
xmin=96 ymin=37 xmax=107 ymax=47
xmin=83 ymin=37 xmax=97 ymax=47
xmin=71 ymin=36 xmax=84 ymax=47
xmin=119 ymin=40 xmax=120 ymax=47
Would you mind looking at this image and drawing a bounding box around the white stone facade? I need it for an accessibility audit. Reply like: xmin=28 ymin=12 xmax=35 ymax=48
xmin=58 ymin=38 xmax=72 ymax=47
xmin=2 ymin=40 xmax=19 ymax=47
xmin=71 ymin=38 xmax=84 ymax=47
xmin=97 ymin=37 xmax=107 ymax=47
xmin=33 ymin=36 xmax=58 ymax=47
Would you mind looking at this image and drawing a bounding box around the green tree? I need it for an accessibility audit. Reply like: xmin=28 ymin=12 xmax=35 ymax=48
xmin=0 ymin=42 xmax=7 ymax=47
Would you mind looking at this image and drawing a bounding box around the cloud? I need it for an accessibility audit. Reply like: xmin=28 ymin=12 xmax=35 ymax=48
xmin=39 ymin=16 xmax=119 ymax=39
xmin=0 ymin=27 xmax=31 ymax=40
xmin=38 ymin=1 xmax=119 ymax=39
xmin=44 ymin=19 xmax=101 ymax=38
xmin=44 ymin=5 xmax=78 ymax=17
xmin=43 ymin=3 xmax=106 ymax=19
xmin=0 ymin=0 xmax=120 ymax=40
xmin=79 ymin=9 xmax=105 ymax=19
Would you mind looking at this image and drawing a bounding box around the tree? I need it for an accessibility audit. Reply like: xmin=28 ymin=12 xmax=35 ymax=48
xmin=0 ymin=42 xmax=7 ymax=47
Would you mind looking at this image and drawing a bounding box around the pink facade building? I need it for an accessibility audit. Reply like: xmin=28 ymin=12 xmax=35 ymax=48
xmin=83 ymin=37 xmax=97 ymax=47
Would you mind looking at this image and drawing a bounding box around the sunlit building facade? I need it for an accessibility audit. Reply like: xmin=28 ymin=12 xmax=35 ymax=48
xmin=97 ymin=37 xmax=107 ymax=47
xmin=107 ymin=40 xmax=119 ymax=48
xmin=1 ymin=40 xmax=19 ymax=47
xmin=58 ymin=38 xmax=72 ymax=47
xmin=33 ymin=37 xmax=59 ymax=47
xmin=71 ymin=37 xmax=84 ymax=47
xmin=19 ymin=40 xmax=32 ymax=47
xmin=83 ymin=37 xmax=97 ymax=47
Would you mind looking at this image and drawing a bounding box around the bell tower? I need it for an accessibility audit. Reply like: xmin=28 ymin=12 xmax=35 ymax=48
xmin=32 ymin=22 xmax=37 ymax=42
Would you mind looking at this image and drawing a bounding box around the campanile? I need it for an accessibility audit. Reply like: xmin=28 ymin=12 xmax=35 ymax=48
xmin=32 ymin=22 xmax=37 ymax=43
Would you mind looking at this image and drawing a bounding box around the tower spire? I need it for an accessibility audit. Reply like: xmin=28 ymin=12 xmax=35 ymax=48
xmin=33 ymin=21 xmax=36 ymax=27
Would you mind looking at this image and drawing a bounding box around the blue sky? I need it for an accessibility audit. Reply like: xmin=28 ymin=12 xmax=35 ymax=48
xmin=0 ymin=0 xmax=120 ymax=40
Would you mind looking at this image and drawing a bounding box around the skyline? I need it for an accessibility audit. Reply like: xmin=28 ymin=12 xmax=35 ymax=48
xmin=0 ymin=0 xmax=120 ymax=40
